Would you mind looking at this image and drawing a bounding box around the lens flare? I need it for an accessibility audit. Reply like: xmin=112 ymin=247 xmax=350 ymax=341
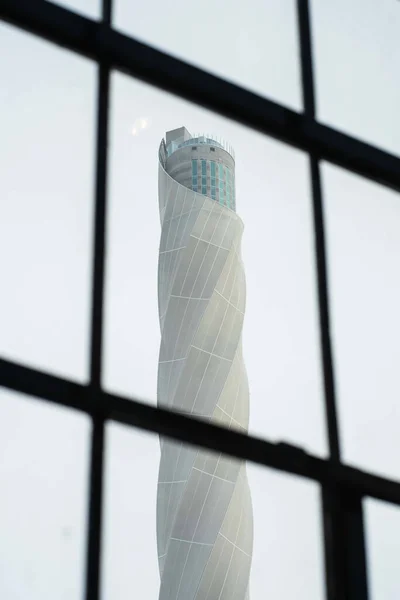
xmin=131 ymin=117 xmax=151 ymax=136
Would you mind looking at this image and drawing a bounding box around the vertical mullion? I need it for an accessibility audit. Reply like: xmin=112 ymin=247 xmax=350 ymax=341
xmin=322 ymin=488 xmax=369 ymax=600
xmin=297 ymin=2 xmax=368 ymax=600
xmin=297 ymin=0 xmax=316 ymax=118
xmin=297 ymin=0 xmax=340 ymax=459
xmin=85 ymin=2 xmax=112 ymax=600
xmin=309 ymin=157 xmax=340 ymax=460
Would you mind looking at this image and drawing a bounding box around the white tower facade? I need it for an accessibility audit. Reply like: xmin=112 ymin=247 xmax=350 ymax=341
xmin=157 ymin=127 xmax=253 ymax=600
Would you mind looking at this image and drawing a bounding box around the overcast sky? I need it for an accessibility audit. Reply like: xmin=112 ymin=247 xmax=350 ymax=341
xmin=1 ymin=0 xmax=400 ymax=599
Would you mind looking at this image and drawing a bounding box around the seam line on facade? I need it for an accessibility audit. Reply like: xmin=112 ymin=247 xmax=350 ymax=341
xmin=191 ymin=345 xmax=233 ymax=362
xmin=160 ymin=246 xmax=186 ymax=254
xmin=170 ymin=538 xmax=214 ymax=546
xmin=158 ymin=480 xmax=187 ymax=485
xmin=192 ymin=467 xmax=236 ymax=484
xmin=218 ymin=533 xmax=251 ymax=558
xmin=159 ymin=357 xmax=186 ymax=364
xmin=170 ymin=294 xmax=210 ymax=301
xmin=215 ymin=405 xmax=245 ymax=430
xmin=214 ymin=289 xmax=244 ymax=314
xmin=190 ymin=234 xmax=231 ymax=252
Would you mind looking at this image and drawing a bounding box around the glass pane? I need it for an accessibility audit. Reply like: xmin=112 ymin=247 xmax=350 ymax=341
xmin=322 ymin=163 xmax=400 ymax=479
xmin=113 ymin=0 xmax=302 ymax=110
xmin=102 ymin=422 xmax=324 ymax=600
xmin=49 ymin=0 xmax=100 ymax=19
xmin=101 ymin=425 xmax=160 ymax=600
xmin=0 ymin=24 xmax=96 ymax=382
xmin=103 ymin=73 xmax=326 ymax=456
xmin=365 ymin=498 xmax=400 ymax=600
xmin=0 ymin=388 xmax=90 ymax=600
xmin=311 ymin=0 xmax=400 ymax=157
xmin=248 ymin=463 xmax=324 ymax=599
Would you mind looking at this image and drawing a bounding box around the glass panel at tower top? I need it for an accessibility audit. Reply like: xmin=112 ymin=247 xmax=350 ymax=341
xmin=163 ymin=127 xmax=236 ymax=211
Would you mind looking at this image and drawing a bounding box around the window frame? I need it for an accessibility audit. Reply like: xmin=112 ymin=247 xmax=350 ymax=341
xmin=1 ymin=1 xmax=400 ymax=600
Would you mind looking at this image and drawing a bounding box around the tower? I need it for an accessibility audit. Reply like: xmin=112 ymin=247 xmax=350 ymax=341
xmin=156 ymin=127 xmax=253 ymax=600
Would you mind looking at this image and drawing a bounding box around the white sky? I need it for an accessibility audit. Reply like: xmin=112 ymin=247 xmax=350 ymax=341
xmin=1 ymin=0 xmax=400 ymax=599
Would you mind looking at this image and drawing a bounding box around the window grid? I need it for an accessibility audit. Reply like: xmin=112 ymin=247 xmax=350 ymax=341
xmin=1 ymin=2 xmax=400 ymax=600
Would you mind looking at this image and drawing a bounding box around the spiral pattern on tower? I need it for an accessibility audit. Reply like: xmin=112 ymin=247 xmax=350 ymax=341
xmin=157 ymin=127 xmax=253 ymax=600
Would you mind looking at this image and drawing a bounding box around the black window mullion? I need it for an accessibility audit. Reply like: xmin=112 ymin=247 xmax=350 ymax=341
xmin=297 ymin=0 xmax=316 ymax=119
xmin=297 ymin=0 xmax=341 ymax=461
xmin=297 ymin=3 xmax=369 ymax=599
xmin=0 ymin=3 xmax=398 ymax=599
xmin=308 ymin=156 xmax=341 ymax=461
xmin=322 ymin=487 xmax=369 ymax=600
xmin=85 ymin=1 xmax=112 ymax=598
xmin=2 ymin=0 xmax=400 ymax=191
xmin=311 ymin=153 xmax=369 ymax=600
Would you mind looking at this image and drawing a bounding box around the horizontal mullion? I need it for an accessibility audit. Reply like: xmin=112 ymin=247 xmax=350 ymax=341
xmin=1 ymin=0 xmax=400 ymax=192
xmin=0 ymin=356 xmax=88 ymax=412
xmin=1 ymin=356 xmax=400 ymax=507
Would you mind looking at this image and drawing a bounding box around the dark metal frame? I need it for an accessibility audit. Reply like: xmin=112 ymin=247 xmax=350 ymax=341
xmin=1 ymin=0 xmax=399 ymax=598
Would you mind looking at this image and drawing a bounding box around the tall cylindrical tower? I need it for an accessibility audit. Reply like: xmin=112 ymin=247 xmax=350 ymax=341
xmin=157 ymin=127 xmax=253 ymax=600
